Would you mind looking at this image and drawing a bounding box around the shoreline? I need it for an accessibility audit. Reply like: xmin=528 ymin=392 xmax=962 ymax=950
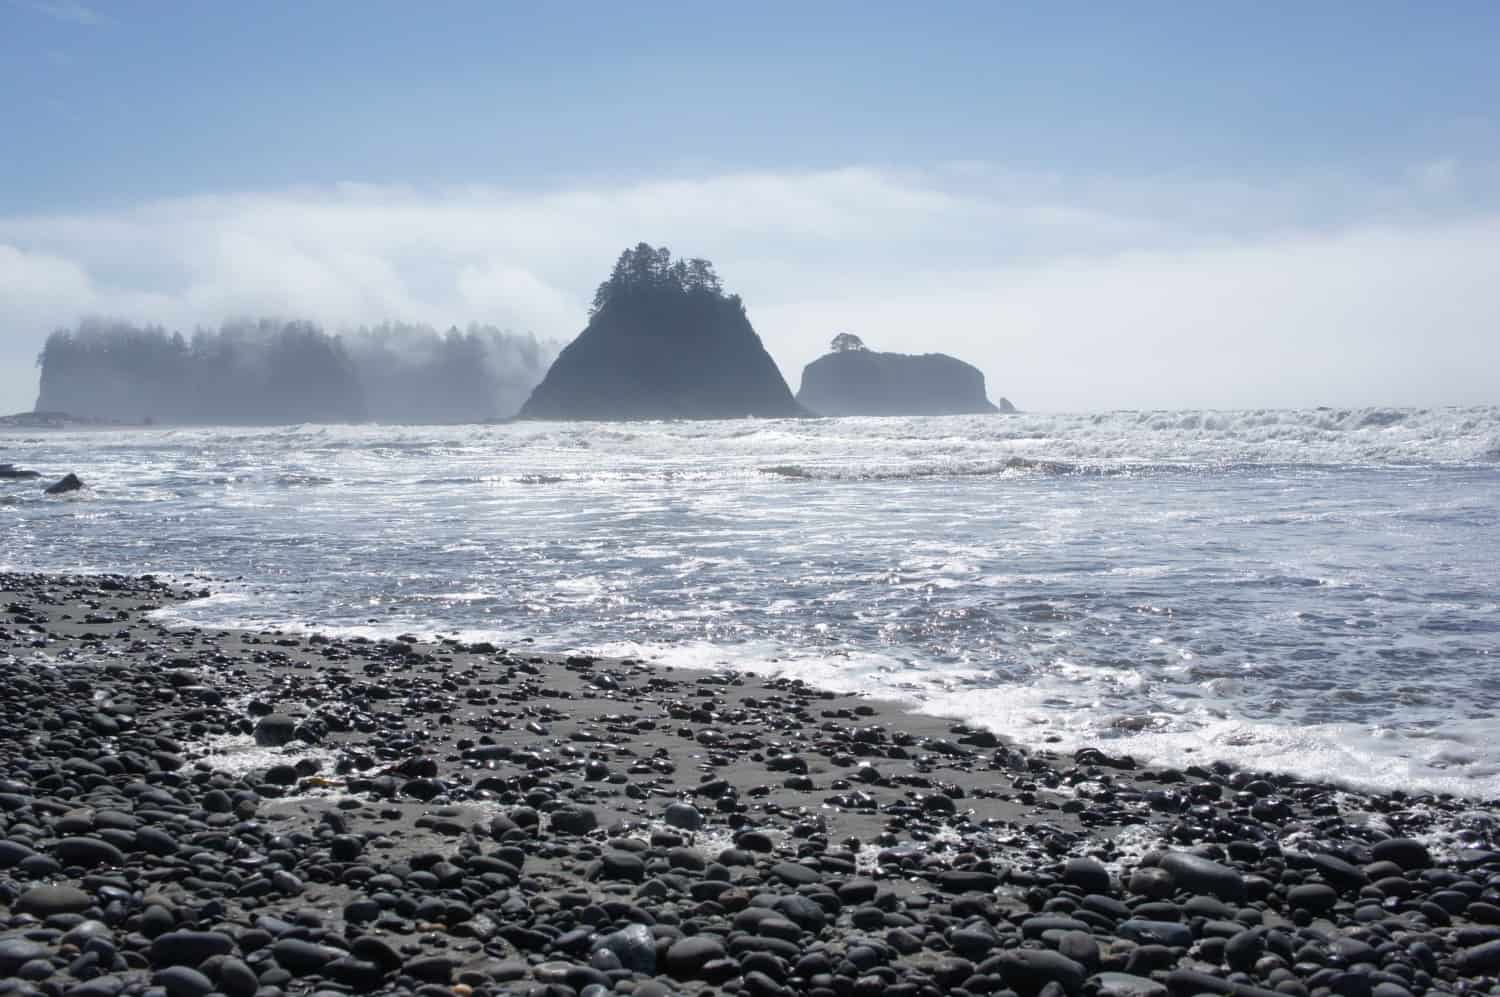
xmin=2 ymin=570 xmax=1498 ymax=996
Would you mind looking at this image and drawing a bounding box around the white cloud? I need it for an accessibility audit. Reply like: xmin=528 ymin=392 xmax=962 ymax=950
xmin=1 ymin=165 xmax=1497 ymax=414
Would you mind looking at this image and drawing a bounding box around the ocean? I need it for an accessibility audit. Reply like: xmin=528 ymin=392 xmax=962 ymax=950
xmin=4 ymin=407 xmax=1498 ymax=798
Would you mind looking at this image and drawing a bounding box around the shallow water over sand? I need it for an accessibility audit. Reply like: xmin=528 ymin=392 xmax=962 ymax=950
xmin=4 ymin=407 xmax=1499 ymax=796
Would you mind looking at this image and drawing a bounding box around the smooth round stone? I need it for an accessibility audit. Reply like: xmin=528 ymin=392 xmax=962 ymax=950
xmin=838 ymin=878 xmax=879 ymax=905
xmin=1090 ymin=972 xmax=1169 ymax=997
xmin=343 ymin=898 xmax=380 ymax=922
xmin=15 ymin=884 xmax=92 ymax=917
xmin=549 ymin=806 xmax=598 ymax=835
xmin=992 ymin=949 xmax=1087 ymax=997
xmin=154 ymin=965 xmax=215 ymax=997
xmin=593 ymin=925 xmax=655 ymax=971
xmin=667 ymin=846 xmax=706 ymax=871
xmin=139 ymin=905 xmax=176 ymax=939
xmin=773 ymin=894 xmax=827 ymax=931
xmin=324 ymin=956 xmax=388 ymax=990
xmin=405 ymin=955 xmax=456 ymax=983
xmin=0 ymin=840 xmax=38 ymax=868
xmin=215 ymin=956 xmax=259 ymax=997
xmin=949 ymin=924 xmax=1000 ymax=958
xmin=1058 ymin=930 xmax=1100 ymax=971
xmin=1158 ymin=852 xmax=1246 ymax=902
xmin=329 ymin=834 xmax=363 ymax=861
xmin=770 ymin=860 xmax=820 ymax=886
xmin=936 ymin=869 xmax=1000 ymax=893
xmin=734 ymin=830 xmax=774 ymax=852
xmin=665 ymin=936 xmax=727 ymax=979
xmin=0 ymin=938 xmax=48 ymax=975
xmin=1128 ymin=867 xmax=1176 ymax=899
xmin=65 ymin=975 xmax=127 ymax=997
xmin=1287 ymin=883 xmax=1339 ymax=914
xmin=1063 ymin=857 xmax=1111 ymax=894
xmin=253 ymin=715 xmax=298 ymax=747
xmin=598 ymin=850 xmax=646 ymax=882
xmin=1460 ymin=939 xmax=1500 ymax=973
xmin=1371 ymin=838 xmax=1432 ymax=871
xmin=1118 ymin=919 xmax=1193 ymax=948
xmin=1225 ymin=928 xmax=1267 ymax=972
xmin=350 ymin=936 xmax=402 ymax=973
xmin=150 ymin=931 xmax=236 ymax=967
xmin=1307 ymin=853 xmax=1367 ymax=891
xmin=271 ymin=938 xmax=340 ymax=974
xmin=664 ymin=802 xmax=704 ymax=830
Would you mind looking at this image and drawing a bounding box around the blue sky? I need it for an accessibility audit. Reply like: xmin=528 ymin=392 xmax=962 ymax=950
xmin=2 ymin=1 xmax=1498 ymax=412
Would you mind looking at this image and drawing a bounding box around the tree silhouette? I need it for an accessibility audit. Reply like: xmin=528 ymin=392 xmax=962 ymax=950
xmin=830 ymin=332 xmax=868 ymax=353
xmin=589 ymin=243 xmax=728 ymax=315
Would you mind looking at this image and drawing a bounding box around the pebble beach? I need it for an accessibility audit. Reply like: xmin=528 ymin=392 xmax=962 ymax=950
xmin=2 ymin=571 xmax=1499 ymax=997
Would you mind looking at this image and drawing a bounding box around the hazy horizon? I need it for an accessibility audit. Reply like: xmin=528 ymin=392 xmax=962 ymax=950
xmin=3 ymin=2 xmax=1498 ymax=416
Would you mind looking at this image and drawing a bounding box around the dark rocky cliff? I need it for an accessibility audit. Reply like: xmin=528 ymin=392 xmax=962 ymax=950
xmin=519 ymin=244 xmax=802 ymax=421
xmin=796 ymin=345 xmax=1003 ymax=416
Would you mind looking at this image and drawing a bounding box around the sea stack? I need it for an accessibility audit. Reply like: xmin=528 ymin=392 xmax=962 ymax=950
xmin=519 ymin=244 xmax=803 ymax=421
xmin=796 ymin=334 xmax=1007 ymax=416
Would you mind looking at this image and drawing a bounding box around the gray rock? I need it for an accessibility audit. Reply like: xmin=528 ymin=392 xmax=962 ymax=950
xmin=598 ymin=850 xmax=646 ymax=882
xmin=150 ymin=931 xmax=236 ymax=967
xmin=664 ymin=802 xmax=704 ymax=830
xmin=992 ymin=949 xmax=1087 ymax=997
xmin=1064 ymin=857 xmax=1112 ymax=894
xmin=406 ymin=955 xmax=457 ymax=983
xmin=271 ymin=938 xmax=340 ymax=975
xmin=15 ymin=884 xmax=93 ymax=917
xmin=1287 ymin=883 xmax=1338 ymax=913
xmin=65 ymin=975 xmax=128 ymax=997
xmin=1128 ymin=867 xmax=1175 ymax=899
xmin=215 ymin=956 xmax=258 ymax=997
xmin=1118 ymin=919 xmax=1193 ymax=948
xmin=154 ymin=966 xmax=214 ymax=997
xmin=593 ymin=924 xmax=656 ymax=974
xmin=549 ymin=805 xmax=598 ymax=835
xmin=936 ymin=869 xmax=1000 ymax=893
xmin=1158 ymin=852 xmax=1246 ymax=902
xmin=1088 ymin=972 xmax=1168 ymax=997
xmin=0 ymin=840 xmax=39 ymax=868
xmin=770 ymin=860 xmax=820 ymax=886
xmin=665 ymin=936 xmax=727 ymax=979
xmin=252 ymin=714 xmax=298 ymax=747
xmin=0 ymin=938 xmax=48 ymax=975
xmin=1371 ymin=838 xmax=1432 ymax=870
xmin=52 ymin=836 xmax=125 ymax=868
xmin=45 ymin=473 xmax=84 ymax=495
xmin=1460 ymin=939 xmax=1500 ymax=973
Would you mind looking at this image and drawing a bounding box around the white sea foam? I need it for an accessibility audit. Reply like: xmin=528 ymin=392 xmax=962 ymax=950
xmin=6 ymin=408 xmax=1500 ymax=798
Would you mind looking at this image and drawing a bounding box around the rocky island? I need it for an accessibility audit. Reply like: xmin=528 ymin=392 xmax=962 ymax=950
xmin=519 ymin=245 xmax=804 ymax=421
xmin=796 ymin=335 xmax=1012 ymax=417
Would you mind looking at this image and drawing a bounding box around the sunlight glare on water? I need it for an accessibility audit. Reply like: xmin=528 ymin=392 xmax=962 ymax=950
xmin=3 ymin=406 xmax=1499 ymax=796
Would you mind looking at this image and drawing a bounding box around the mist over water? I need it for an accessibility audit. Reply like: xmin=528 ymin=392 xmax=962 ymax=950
xmin=3 ymin=407 xmax=1498 ymax=797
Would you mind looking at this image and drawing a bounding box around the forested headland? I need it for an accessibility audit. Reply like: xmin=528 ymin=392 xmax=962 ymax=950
xmin=33 ymin=319 xmax=556 ymax=425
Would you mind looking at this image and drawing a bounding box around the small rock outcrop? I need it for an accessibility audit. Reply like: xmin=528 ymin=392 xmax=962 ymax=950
xmin=45 ymin=473 xmax=84 ymax=495
xmin=519 ymin=244 xmax=803 ymax=421
xmin=796 ymin=336 xmax=1007 ymax=416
